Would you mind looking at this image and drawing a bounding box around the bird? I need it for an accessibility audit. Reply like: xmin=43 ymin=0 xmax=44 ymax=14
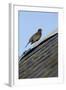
xmin=25 ymin=28 xmax=42 ymax=47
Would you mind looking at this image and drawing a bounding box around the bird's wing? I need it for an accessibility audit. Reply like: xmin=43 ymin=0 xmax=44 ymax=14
xmin=25 ymin=33 xmax=37 ymax=47
xmin=29 ymin=32 xmax=41 ymax=42
xmin=25 ymin=32 xmax=40 ymax=47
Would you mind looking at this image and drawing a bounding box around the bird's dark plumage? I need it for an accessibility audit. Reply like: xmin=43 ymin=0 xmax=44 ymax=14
xmin=25 ymin=28 xmax=42 ymax=47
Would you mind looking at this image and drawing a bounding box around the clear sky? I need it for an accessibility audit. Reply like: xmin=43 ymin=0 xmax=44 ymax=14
xmin=18 ymin=11 xmax=58 ymax=57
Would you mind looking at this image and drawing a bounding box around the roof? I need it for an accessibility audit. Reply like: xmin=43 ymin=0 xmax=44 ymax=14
xmin=19 ymin=32 xmax=58 ymax=79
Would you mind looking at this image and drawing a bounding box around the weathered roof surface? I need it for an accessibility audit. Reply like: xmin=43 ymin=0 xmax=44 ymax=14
xmin=19 ymin=33 xmax=58 ymax=79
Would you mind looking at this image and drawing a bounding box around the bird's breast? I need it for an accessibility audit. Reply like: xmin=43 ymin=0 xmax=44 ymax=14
xmin=32 ymin=34 xmax=41 ymax=42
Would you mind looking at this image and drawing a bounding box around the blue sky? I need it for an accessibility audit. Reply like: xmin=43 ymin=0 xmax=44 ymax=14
xmin=18 ymin=11 xmax=58 ymax=57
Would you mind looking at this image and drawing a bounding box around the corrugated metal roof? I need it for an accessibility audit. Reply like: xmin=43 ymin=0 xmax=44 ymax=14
xmin=19 ymin=33 xmax=58 ymax=79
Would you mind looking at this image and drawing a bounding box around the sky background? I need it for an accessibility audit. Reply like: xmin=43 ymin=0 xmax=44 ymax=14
xmin=18 ymin=11 xmax=58 ymax=57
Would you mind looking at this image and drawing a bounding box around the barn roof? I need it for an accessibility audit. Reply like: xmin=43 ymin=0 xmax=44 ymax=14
xmin=19 ymin=31 xmax=58 ymax=79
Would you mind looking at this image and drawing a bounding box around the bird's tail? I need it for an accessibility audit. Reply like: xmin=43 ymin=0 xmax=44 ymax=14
xmin=25 ymin=42 xmax=29 ymax=48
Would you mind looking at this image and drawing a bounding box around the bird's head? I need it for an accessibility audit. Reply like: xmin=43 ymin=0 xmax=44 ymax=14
xmin=38 ymin=28 xmax=42 ymax=33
